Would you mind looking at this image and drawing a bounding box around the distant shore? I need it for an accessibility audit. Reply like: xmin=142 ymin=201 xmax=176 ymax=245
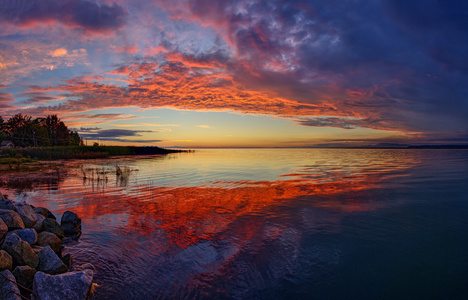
xmin=0 ymin=145 xmax=190 ymax=161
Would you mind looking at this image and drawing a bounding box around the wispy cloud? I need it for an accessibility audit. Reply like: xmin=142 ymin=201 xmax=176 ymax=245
xmin=0 ymin=92 xmax=15 ymax=110
xmin=0 ymin=40 xmax=89 ymax=84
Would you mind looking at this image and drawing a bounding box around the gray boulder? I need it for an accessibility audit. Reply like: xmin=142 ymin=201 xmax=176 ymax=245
xmin=61 ymin=211 xmax=82 ymax=239
xmin=37 ymin=232 xmax=62 ymax=253
xmin=33 ymin=207 xmax=56 ymax=220
xmin=12 ymin=265 xmax=37 ymax=291
xmin=8 ymin=228 xmax=38 ymax=245
xmin=37 ymin=247 xmax=68 ymax=275
xmin=0 ymin=250 xmax=13 ymax=271
xmin=33 ymin=270 xmax=94 ymax=300
xmin=33 ymin=213 xmax=46 ymax=232
xmin=0 ymin=270 xmax=21 ymax=300
xmin=0 ymin=198 xmax=17 ymax=211
xmin=2 ymin=233 xmax=39 ymax=268
xmin=43 ymin=218 xmax=65 ymax=239
xmin=0 ymin=218 xmax=7 ymax=239
xmin=0 ymin=209 xmax=25 ymax=230
xmin=14 ymin=203 xmax=37 ymax=228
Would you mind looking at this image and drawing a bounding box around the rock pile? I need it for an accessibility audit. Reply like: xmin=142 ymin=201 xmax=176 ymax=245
xmin=0 ymin=196 xmax=95 ymax=300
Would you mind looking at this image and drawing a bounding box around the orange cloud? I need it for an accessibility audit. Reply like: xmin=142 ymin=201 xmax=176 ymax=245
xmin=113 ymin=44 xmax=139 ymax=54
xmin=15 ymin=52 xmax=412 ymax=134
xmin=50 ymin=48 xmax=68 ymax=57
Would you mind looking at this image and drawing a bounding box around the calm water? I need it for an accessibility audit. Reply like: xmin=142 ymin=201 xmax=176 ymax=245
xmin=1 ymin=149 xmax=468 ymax=299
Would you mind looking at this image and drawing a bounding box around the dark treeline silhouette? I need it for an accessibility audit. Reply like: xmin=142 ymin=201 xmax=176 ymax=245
xmin=0 ymin=114 xmax=82 ymax=147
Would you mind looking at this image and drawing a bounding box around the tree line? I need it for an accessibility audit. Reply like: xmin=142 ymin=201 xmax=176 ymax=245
xmin=0 ymin=114 xmax=82 ymax=147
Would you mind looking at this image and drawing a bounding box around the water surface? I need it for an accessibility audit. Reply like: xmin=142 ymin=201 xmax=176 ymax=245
xmin=1 ymin=149 xmax=468 ymax=299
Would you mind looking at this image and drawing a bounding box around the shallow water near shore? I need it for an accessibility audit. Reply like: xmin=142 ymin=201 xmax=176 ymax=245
xmin=1 ymin=149 xmax=468 ymax=299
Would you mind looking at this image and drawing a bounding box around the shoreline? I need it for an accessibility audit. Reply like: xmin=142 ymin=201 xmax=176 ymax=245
xmin=0 ymin=145 xmax=190 ymax=161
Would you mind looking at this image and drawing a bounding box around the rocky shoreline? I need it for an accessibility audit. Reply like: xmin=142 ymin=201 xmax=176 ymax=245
xmin=0 ymin=195 xmax=96 ymax=300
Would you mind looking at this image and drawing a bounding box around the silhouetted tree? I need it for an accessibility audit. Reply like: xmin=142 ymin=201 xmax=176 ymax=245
xmin=69 ymin=131 xmax=83 ymax=146
xmin=0 ymin=114 xmax=82 ymax=147
xmin=32 ymin=118 xmax=51 ymax=146
xmin=0 ymin=116 xmax=6 ymax=142
xmin=7 ymin=114 xmax=33 ymax=147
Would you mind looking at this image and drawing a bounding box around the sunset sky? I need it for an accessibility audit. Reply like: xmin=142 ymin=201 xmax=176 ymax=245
xmin=1 ymin=0 xmax=467 ymax=147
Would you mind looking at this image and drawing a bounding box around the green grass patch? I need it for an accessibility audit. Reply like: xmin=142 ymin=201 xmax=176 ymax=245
xmin=0 ymin=157 xmax=37 ymax=164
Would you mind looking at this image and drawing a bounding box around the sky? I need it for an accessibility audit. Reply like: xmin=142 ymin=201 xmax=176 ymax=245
xmin=1 ymin=0 xmax=468 ymax=147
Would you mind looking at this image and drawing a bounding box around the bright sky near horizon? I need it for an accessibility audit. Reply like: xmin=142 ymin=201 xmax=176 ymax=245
xmin=1 ymin=0 xmax=467 ymax=147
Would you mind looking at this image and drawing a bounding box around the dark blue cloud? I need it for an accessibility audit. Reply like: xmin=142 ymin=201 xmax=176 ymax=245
xmin=76 ymin=128 xmax=162 ymax=143
xmin=175 ymin=0 xmax=468 ymax=136
xmin=79 ymin=129 xmax=154 ymax=138
xmin=0 ymin=0 xmax=127 ymax=33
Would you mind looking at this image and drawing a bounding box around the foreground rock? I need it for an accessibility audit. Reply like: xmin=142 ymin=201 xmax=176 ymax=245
xmin=43 ymin=218 xmax=65 ymax=239
xmin=12 ymin=265 xmax=37 ymax=291
xmin=9 ymin=228 xmax=38 ymax=245
xmin=61 ymin=211 xmax=82 ymax=239
xmin=33 ymin=270 xmax=94 ymax=300
xmin=33 ymin=207 xmax=56 ymax=220
xmin=0 ymin=198 xmax=91 ymax=297
xmin=0 ymin=250 xmax=13 ymax=271
xmin=0 ymin=218 xmax=8 ymax=239
xmin=37 ymin=247 xmax=68 ymax=275
xmin=0 ymin=198 xmax=17 ymax=211
xmin=33 ymin=214 xmax=46 ymax=232
xmin=0 ymin=270 xmax=21 ymax=300
xmin=2 ymin=233 xmax=39 ymax=268
xmin=0 ymin=210 xmax=25 ymax=230
xmin=14 ymin=203 xmax=37 ymax=228
xmin=37 ymin=232 xmax=62 ymax=253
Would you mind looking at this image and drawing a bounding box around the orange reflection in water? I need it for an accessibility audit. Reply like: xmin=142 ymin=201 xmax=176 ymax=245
xmin=56 ymin=169 xmax=403 ymax=250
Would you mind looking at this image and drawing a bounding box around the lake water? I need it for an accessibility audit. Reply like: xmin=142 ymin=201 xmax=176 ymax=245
xmin=1 ymin=149 xmax=468 ymax=299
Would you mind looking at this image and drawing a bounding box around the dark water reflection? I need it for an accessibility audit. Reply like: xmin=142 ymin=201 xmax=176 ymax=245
xmin=1 ymin=149 xmax=468 ymax=299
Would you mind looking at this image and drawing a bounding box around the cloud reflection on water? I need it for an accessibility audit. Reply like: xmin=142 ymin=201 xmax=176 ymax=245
xmin=0 ymin=149 xmax=422 ymax=298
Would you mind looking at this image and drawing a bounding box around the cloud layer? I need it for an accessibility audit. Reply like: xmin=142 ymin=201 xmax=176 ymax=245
xmin=1 ymin=0 xmax=468 ymax=144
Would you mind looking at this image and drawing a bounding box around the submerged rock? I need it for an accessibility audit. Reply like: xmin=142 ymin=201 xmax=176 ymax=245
xmin=12 ymin=265 xmax=37 ymax=291
xmin=61 ymin=211 xmax=82 ymax=239
xmin=0 ymin=198 xmax=17 ymax=211
xmin=37 ymin=246 xmax=68 ymax=275
xmin=37 ymin=232 xmax=62 ymax=253
xmin=0 ymin=250 xmax=13 ymax=271
xmin=0 ymin=218 xmax=8 ymax=239
xmin=33 ymin=214 xmax=46 ymax=233
xmin=2 ymin=233 xmax=39 ymax=269
xmin=8 ymin=228 xmax=38 ymax=245
xmin=14 ymin=203 xmax=37 ymax=228
xmin=33 ymin=270 xmax=94 ymax=300
xmin=43 ymin=218 xmax=65 ymax=239
xmin=0 ymin=209 xmax=25 ymax=230
xmin=33 ymin=207 xmax=56 ymax=220
xmin=0 ymin=270 xmax=21 ymax=300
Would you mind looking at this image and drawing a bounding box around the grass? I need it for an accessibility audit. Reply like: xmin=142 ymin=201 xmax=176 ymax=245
xmin=0 ymin=157 xmax=36 ymax=164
